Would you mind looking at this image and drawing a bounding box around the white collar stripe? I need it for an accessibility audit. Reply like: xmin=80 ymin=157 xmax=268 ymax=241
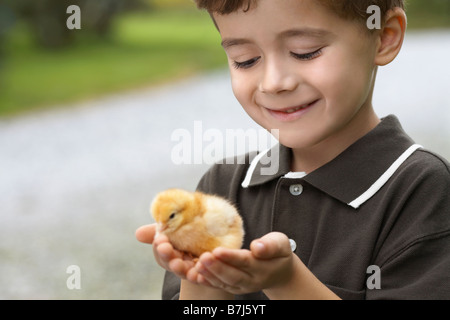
xmin=241 ymin=148 xmax=271 ymax=188
xmin=284 ymin=172 xmax=308 ymax=179
xmin=348 ymin=144 xmax=423 ymax=209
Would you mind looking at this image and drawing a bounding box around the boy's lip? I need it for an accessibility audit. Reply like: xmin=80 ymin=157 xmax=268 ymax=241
xmin=265 ymin=99 xmax=319 ymax=122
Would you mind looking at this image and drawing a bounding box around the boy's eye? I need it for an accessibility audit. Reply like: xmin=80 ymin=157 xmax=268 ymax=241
xmin=290 ymin=48 xmax=323 ymax=61
xmin=233 ymin=56 xmax=261 ymax=70
xmin=232 ymin=48 xmax=322 ymax=70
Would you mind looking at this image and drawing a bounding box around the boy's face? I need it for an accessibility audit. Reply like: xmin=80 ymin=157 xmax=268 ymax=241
xmin=214 ymin=0 xmax=380 ymax=150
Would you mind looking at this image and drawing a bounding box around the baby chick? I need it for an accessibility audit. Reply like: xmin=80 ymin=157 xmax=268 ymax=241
xmin=151 ymin=188 xmax=244 ymax=257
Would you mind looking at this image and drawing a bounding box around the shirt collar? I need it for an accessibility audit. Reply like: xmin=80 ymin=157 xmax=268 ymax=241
xmin=241 ymin=115 xmax=422 ymax=209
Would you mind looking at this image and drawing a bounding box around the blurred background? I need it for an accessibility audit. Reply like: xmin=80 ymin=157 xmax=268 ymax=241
xmin=0 ymin=0 xmax=449 ymax=299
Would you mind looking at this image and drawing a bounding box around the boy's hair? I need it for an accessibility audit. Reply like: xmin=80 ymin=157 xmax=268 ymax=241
xmin=194 ymin=0 xmax=404 ymax=26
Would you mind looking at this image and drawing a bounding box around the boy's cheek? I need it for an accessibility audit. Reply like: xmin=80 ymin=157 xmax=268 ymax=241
xmin=231 ymin=76 xmax=254 ymax=106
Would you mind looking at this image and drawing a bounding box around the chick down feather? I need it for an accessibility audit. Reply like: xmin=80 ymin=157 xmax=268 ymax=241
xmin=151 ymin=188 xmax=245 ymax=257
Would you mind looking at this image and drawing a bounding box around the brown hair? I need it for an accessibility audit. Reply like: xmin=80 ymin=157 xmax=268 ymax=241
xmin=194 ymin=0 xmax=404 ymax=25
xmin=194 ymin=0 xmax=256 ymax=14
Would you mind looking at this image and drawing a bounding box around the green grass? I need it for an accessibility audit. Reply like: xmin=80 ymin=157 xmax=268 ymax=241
xmin=0 ymin=9 xmax=226 ymax=117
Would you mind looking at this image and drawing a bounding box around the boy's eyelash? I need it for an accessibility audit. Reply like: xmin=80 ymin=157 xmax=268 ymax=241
xmin=232 ymin=48 xmax=323 ymax=70
xmin=290 ymin=48 xmax=323 ymax=61
xmin=233 ymin=57 xmax=261 ymax=70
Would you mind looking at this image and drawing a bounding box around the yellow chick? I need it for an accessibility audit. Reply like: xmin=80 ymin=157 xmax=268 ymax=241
xmin=150 ymin=188 xmax=245 ymax=257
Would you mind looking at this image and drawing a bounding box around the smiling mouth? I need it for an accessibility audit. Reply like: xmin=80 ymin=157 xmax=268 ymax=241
xmin=283 ymin=104 xmax=310 ymax=114
xmin=265 ymin=99 xmax=319 ymax=121
xmin=279 ymin=100 xmax=318 ymax=113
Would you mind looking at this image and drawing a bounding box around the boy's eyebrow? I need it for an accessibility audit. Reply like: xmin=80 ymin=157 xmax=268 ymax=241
xmin=221 ymin=38 xmax=252 ymax=49
xmin=221 ymin=27 xmax=334 ymax=49
xmin=280 ymin=28 xmax=334 ymax=40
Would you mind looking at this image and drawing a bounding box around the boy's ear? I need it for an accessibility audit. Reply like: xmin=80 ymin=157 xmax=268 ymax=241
xmin=374 ymin=7 xmax=407 ymax=66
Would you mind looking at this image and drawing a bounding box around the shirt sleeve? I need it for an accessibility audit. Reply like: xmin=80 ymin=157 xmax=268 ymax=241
xmin=367 ymin=233 xmax=450 ymax=299
xmin=161 ymin=270 xmax=181 ymax=300
xmin=367 ymin=151 xmax=450 ymax=299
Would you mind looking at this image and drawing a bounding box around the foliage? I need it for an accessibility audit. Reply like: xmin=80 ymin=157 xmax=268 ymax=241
xmin=406 ymin=0 xmax=450 ymax=29
xmin=0 ymin=9 xmax=224 ymax=117
xmin=150 ymin=0 xmax=196 ymax=9
xmin=3 ymin=0 xmax=148 ymax=48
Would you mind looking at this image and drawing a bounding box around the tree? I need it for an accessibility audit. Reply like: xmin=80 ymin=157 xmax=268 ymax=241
xmin=4 ymin=0 xmax=148 ymax=48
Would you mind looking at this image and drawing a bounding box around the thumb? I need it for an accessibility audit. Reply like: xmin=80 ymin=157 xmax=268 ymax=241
xmin=250 ymin=232 xmax=292 ymax=259
xmin=135 ymin=224 xmax=157 ymax=244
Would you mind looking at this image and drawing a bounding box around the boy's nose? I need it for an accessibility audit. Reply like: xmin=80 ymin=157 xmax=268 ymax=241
xmin=259 ymin=57 xmax=298 ymax=95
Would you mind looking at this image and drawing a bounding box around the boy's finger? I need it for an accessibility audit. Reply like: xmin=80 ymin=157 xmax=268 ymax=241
xmin=155 ymin=238 xmax=194 ymax=265
xmin=196 ymin=253 xmax=244 ymax=290
xmin=155 ymin=241 xmax=175 ymax=262
xmin=169 ymin=258 xmax=195 ymax=279
xmin=135 ymin=224 xmax=157 ymax=244
xmin=250 ymin=232 xmax=292 ymax=259
xmin=212 ymin=247 xmax=253 ymax=269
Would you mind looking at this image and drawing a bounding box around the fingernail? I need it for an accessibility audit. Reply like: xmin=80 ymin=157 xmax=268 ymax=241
xmin=255 ymin=241 xmax=265 ymax=251
xmin=159 ymin=252 xmax=169 ymax=260
xmin=202 ymin=255 xmax=214 ymax=267
xmin=195 ymin=262 xmax=206 ymax=274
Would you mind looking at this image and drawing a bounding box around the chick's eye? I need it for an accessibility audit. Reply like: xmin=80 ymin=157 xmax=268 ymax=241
xmin=169 ymin=212 xmax=176 ymax=220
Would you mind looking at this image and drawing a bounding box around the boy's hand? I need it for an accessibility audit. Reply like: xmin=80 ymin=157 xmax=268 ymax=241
xmin=135 ymin=224 xmax=196 ymax=279
xmin=136 ymin=226 xmax=339 ymax=299
xmin=186 ymin=232 xmax=295 ymax=295
xmin=136 ymin=225 xmax=294 ymax=293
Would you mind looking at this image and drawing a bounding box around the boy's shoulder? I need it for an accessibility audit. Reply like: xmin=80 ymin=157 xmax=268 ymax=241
xmin=408 ymin=147 xmax=450 ymax=172
xmin=400 ymin=147 xmax=450 ymax=185
xmin=373 ymin=146 xmax=450 ymax=270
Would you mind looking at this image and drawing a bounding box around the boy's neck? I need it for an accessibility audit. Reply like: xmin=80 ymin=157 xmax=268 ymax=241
xmin=290 ymin=103 xmax=380 ymax=174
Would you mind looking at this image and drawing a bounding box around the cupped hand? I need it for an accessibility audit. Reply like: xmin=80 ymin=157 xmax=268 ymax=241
xmin=186 ymin=232 xmax=295 ymax=295
xmin=135 ymin=224 xmax=196 ymax=279
xmin=136 ymin=226 xmax=295 ymax=295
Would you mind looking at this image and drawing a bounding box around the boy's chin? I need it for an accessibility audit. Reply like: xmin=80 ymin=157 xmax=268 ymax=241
xmin=258 ymin=123 xmax=320 ymax=150
xmin=276 ymin=134 xmax=315 ymax=150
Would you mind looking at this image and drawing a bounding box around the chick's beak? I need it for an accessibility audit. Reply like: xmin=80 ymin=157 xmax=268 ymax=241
xmin=157 ymin=222 xmax=168 ymax=233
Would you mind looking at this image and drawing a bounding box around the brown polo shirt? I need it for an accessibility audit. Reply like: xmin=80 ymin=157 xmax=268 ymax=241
xmin=162 ymin=115 xmax=450 ymax=300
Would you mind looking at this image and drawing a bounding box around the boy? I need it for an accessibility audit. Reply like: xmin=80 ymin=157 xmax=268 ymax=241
xmin=136 ymin=0 xmax=450 ymax=299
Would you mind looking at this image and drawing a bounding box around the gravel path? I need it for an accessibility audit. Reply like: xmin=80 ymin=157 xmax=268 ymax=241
xmin=1 ymin=30 xmax=449 ymax=299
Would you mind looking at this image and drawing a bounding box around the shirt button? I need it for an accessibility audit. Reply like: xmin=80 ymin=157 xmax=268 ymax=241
xmin=289 ymin=239 xmax=297 ymax=252
xmin=289 ymin=184 xmax=303 ymax=196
